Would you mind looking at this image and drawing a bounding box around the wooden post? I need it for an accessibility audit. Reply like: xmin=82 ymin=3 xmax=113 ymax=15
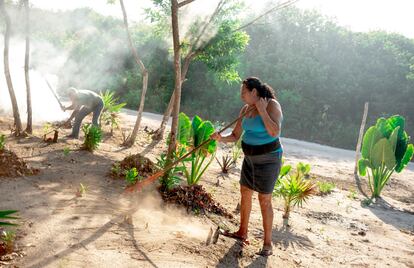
xmin=354 ymin=102 xmax=369 ymax=197
xmin=354 ymin=102 xmax=369 ymax=174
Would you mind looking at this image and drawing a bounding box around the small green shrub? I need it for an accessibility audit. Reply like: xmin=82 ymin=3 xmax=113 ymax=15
xmin=82 ymin=124 xmax=102 ymax=152
xmin=0 ymin=134 xmax=5 ymax=151
xmin=63 ymin=147 xmax=70 ymax=156
xmin=125 ymin=167 xmax=141 ymax=185
xmin=157 ymin=147 xmax=186 ymax=191
xmin=273 ymin=162 xmax=316 ymax=225
xmin=100 ymin=91 xmax=126 ymax=134
xmin=76 ymin=183 xmax=87 ymax=197
xmin=111 ymin=162 xmax=122 ymax=177
xmin=1 ymin=230 xmax=15 ymax=253
xmin=347 ymin=188 xmax=357 ymax=200
xmin=317 ymin=181 xmax=335 ymax=195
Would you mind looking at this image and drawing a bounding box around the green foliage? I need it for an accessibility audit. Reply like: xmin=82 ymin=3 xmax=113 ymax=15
xmin=358 ymin=115 xmax=414 ymax=198
xmin=273 ymin=162 xmax=316 ymax=222
xmin=317 ymin=181 xmax=335 ymax=195
xmin=76 ymin=183 xmax=88 ymax=197
xmin=125 ymin=167 xmax=141 ymax=185
xmin=111 ymin=162 xmax=122 ymax=177
xmin=12 ymin=5 xmax=414 ymax=150
xmin=63 ymin=147 xmax=70 ymax=156
xmin=0 ymin=210 xmax=18 ymax=226
xmin=100 ymin=91 xmax=126 ymax=134
xmin=177 ymin=112 xmax=217 ymax=185
xmin=1 ymin=230 xmax=16 ymax=253
xmin=146 ymin=0 xmax=248 ymax=83
xmin=196 ymin=20 xmax=249 ymax=82
xmin=0 ymin=134 xmax=5 ymax=151
xmin=82 ymin=124 xmax=102 ymax=152
xmin=232 ymin=138 xmax=242 ymax=163
xmin=157 ymin=147 xmax=186 ymax=191
xmin=347 ymin=188 xmax=358 ymax=200
xmin=42 ymin=123 xmax=52 ymax=134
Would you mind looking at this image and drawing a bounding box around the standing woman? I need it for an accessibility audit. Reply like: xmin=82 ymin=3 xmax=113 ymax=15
xmin=211 ymin=77 xmax=283 ymax=256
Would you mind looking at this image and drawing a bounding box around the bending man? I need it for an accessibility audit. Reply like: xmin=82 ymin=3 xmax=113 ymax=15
xmin=63 ymin=87 xmax=104 ymax=139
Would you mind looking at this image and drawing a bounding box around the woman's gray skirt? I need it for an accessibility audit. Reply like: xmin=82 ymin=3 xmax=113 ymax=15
xmin=240 ymin=150 xmax=282 ymax=194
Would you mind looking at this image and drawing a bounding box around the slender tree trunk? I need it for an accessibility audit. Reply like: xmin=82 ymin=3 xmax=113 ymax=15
xmin=153 ymin=52 xmax=195 ymax=140
xmin=119 ymin=0 xmax=149 ymax=147
xmin=166 ymin=0 xmax=182 ymax=160
xmin=24 ymin=0 xmax=32 ymax=134
xmin=1 ymin=0 xmax=23 ymax=135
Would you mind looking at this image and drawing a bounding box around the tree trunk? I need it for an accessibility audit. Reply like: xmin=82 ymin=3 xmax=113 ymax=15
xmin=166 ymin=0 xmax=182 ymax=161
xmin=24 ymin=0 xmax=32 ymax=134
xmin=152 ymin=52 xmax=195 ymax=140
xmin=354 ymin=102 xmax=369 ymax=198
xmin=1 ymin=0 xmax=23 ymax=136
xmin=119 ymin=0 xmax=149 ymax=147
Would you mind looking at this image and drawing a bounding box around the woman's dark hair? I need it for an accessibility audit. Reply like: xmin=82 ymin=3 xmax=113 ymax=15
xmin=242 ymin=77 xmax=276 ymax=99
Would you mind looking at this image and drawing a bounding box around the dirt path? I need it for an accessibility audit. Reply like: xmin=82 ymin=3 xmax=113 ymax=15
xmin=0 ymin=112 xmax=413 ymax=267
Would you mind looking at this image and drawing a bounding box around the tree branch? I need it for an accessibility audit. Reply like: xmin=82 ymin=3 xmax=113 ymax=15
xmin=192 ymin=0 xmax=225 ymax=49
xmin=178 ymin=0 xmax=196 ymax=8
xmin=120 ymin=0 xmax=147 ymax=73
xmin=234 ymin=0 xmax=299 ymax=32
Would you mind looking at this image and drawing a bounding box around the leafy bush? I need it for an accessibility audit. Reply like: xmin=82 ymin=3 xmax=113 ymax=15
xmin=63 ymin=147 xmax=70 ymax=156
xmin=177 ymin=113 xmax=217 ymax=185
xmin=273 ymin=162 xmax=316 ymax=225
xmin=317 ymin=181 xmax=335 ymax=195
xmin=100 ymin=91 xmax=126 ymax=134
xmin=82 ymin=124 xmax=102 ymax=152
xmin=0 ymin=134 xmax=5 ymax=151
xmin=157 ymin=147 xmax=186 ymax=191
xmin=358 ymin=115 xmax=414 ymax=198
xmin=0 ymin=210 xmax=18 ymax=226
xmin=125 ymin=167 xmax=141 ymax=185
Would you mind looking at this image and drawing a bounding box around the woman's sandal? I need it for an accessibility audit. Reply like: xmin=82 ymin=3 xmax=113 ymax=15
xmin=219 ymin=230 xmax=250 ymax=246
xmin=255 ymin=246 xmax=273 ymax=257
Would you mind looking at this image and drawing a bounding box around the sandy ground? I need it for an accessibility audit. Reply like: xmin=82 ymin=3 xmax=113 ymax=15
xmin=0 ymin=110 xmax=413 ymax=268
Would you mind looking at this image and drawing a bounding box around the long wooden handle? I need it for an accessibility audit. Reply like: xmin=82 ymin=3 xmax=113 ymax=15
xmin=125 ymin=106 xmax=254 ymax=193
xmin=44 ymin=77 xmax=65 ymax=111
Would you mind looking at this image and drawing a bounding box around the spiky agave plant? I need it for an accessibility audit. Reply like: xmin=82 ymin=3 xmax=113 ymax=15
xmin=0 ymin=210 xmax=18 ymax=226
xmin=273 ymin=162 xmax=316 ymax=226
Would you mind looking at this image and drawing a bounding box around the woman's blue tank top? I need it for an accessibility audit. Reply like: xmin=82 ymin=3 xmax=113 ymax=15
xmin=242 ymin=115 xmax=282 ymax=152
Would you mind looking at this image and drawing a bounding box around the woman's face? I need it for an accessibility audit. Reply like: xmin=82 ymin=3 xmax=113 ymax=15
xmin=240 ymin=84 xmax=258 ymax=105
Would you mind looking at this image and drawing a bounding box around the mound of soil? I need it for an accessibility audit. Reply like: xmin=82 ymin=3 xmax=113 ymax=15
xmin=159 ymin=184 xmax=233 ymax=219
xmin=0 ymin=149 xmax=39 ymax=178
xmin=110 ymin=154 xmax=158 ymax=179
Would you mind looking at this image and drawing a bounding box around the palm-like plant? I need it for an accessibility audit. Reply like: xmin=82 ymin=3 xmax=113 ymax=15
xmin=100 ymin=91 xmax=126 ymax=135
xmin=273 ymin=162 xmax=316 ymax=226
xmin=0 ymin=210 xmax=18 ymax=226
